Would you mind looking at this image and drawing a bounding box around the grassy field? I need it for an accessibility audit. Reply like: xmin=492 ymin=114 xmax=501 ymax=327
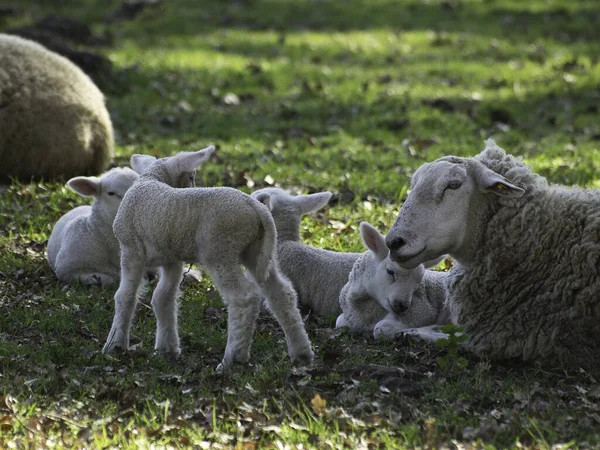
xmin=1 ymin=0 xmax=600 ymax=448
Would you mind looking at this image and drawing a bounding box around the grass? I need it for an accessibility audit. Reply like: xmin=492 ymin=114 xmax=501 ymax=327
xmin=1 ymin=0 xmax=600 ymax=447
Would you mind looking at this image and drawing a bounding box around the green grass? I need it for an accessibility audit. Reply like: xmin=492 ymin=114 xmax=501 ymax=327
xmin=2 ymin=0 xmax=600 ymax=447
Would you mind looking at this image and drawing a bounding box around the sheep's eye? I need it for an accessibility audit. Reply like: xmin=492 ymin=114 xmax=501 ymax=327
xmin=386 ymin=268 xmax=395 ymax=280
xmin=107 ymin=192 xmax=116 ymax=196
xmin=447 ymin=180 xmax=462 ymax=190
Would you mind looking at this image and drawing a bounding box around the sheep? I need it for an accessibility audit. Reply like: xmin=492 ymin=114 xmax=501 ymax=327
xmin=336 ymin=221 xmax=451 ymax=340
xmin=102 ymin=146 xmax=314 ymax=371
xmin=250 ymin=187 xmax=360 ymax=317
xmin=385 ymin=138 xmax=600 ymax=372
xmin=46 ymin=167 xmax=139 ymax=286
xmin=0 ymin=34 xmax=113 ymax=183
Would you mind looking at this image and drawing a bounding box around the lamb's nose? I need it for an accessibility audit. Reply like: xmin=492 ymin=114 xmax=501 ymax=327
xmin=386 ymin=235 xmax=406 ymax=252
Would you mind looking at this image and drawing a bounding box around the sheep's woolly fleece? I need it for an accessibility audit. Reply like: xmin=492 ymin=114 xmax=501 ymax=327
xmin=448 ymin=140 xmax=600 ymax=371
xmin=0 ymin=34 xmax=113 ymax=182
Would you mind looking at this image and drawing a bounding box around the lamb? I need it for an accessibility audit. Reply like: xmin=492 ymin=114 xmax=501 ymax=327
xmin=336 ymin=222 xmax=450 ymax=340
xmin=386 ymin=138 xmax=600 ymax=372
xmin=250 ymin=187 xmax=359 ymax=317
xmin=46 ymin=167 xmax=139 ymax=286
xmin=102 ymin=147 xmax=314 ymax=371
xmin=0 ymin=34 xmax=113 ymax=182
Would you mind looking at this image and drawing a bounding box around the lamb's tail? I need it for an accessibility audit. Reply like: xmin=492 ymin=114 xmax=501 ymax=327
xmin=250 ymin=195 xmax=277 ymax=284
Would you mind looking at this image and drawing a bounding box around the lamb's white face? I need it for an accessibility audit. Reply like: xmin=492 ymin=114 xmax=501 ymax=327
xmin=98 ymin=168 xmax=139 ymax=217
xmin=67 ymin=167 xmax=139 ymax=218
xmin=372 ymin=258 xmax=425 ymax=314
xmin=386 ymin=156 xmax=525 ymax=268
xmin=360 ymin=222 xmax=426 ymax=315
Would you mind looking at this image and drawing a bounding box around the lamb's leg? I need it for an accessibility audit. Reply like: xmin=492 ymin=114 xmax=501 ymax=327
xmin=208 ymin=265 xmax=261 ymax=372
xmin=259 ymin=266 xmax=314 ymax=366
xmin=373 ymin=314 xmax=408 ymax=340
xmin=103 ymin=247 xmax=145 ymax=353
xmin=152 ymin=262 xmax=184 ymax=357
xmin=402 ymin=324 xmax=452 ymax=343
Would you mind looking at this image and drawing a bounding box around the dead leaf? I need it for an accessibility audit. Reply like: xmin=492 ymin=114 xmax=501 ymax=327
xmin=311 ymin=394 xmax=326 ymax=416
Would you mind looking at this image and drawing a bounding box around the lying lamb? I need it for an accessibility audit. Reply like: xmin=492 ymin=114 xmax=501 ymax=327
xmin=102 ymin=147 xmax=314 ymax=371
xmin=337 ymin=221 xmax=450 ymax=340
xmin=386 ymin=139 xmax=600 ymax=372
xmin=250 ymin=187 xmax=359 ymax=317
xmin=46 ymin=167 xmax=139 ymax=286
xmin=0 ymin=34 xmax=113 ymax=182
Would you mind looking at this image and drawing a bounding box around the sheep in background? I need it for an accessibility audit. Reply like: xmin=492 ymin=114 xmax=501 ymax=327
xmin=0 ymin=34 xmax=113 ymax=183
xmin=386 ymin=139 xmax=600 ymax=372
xmin=46 ymin=167 xmax=139 ymax=286
xmin=250 ymin=188 xmax=359 ymax=317
xmin=103 ymin=147 xmax=314 ymax=371
xmin=337 ymin=222 xmax=450 ymax=339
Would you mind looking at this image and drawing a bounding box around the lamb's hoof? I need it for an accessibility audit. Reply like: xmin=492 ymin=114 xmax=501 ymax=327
xmin=292 ymin=348 xmax=315 ymax=367
xmin=335 ymin=314 xmax=347 ymax=329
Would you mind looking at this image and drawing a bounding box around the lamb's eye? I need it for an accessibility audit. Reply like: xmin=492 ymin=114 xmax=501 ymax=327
xmin=447 ymin=180 xmax=462 ymax=190
xmin=386 ymin=268 xmax=395 ymax=280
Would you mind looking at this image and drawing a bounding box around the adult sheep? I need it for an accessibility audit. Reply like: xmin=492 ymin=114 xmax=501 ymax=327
xmin=0 ymin=34 xmax=113 ymax=182
xmin=386 ymin=139 xmax=600 ymax=372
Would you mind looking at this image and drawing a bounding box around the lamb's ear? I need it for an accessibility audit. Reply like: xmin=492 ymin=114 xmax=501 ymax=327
xmin=473 ymin=165 xmax=525 ymax=198
xmin=67 ymin=176 xmax=100 ymax=197
xmin=172 ymin=146 xmax=215 ymax=172
xmin=130 ymin=154 xmax=157 ymax=174
xmin=296 ymin=192 xmax=332 ymax=215
xmin=253 ymin=192 xmax=272 ymax=211
xmin=360 ymin=222 xmax=388 ymax=262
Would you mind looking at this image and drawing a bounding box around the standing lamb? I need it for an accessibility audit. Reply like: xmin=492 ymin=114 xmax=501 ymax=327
xmin=0 ymin=34 xmax=113 ymax=182
xmin=250 ymin=187 xmax=359 ymax=317
xmin=336 ymin=222 xmax=450 ymax=339
xmin=47 ymin=167 xmax=139 ymax=286
xmin=386 ymin=139 xmax=600 ymax=372
xmin=103 ymin=147 xmax=314 ymax=371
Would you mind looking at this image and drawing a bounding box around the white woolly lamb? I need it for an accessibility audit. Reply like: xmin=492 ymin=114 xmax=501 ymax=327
xmin=46 ymin=167 xmax=139 ymax=286
xmin=386 ymin=139 xmax=600 ymax=372
xmin=250 ymin=187 xmax=360 ymax=317
xmin=102 ymin=147 xmax=314 ymax=371
xmin=0 ymin=34 xmax=113 ymax=182
xmin=336 ymin=222 xmax=450 ymax=340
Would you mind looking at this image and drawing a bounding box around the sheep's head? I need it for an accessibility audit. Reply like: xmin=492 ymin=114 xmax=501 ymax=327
xmin=67 ymin=167 xmax=139 ymax=218
xmin=386 ymin=147 xmax=524 ymax=268
xmin=130 ymin=145 xmax=215 ymax=188
xmin=360 ymin=221 xmax=429 ymax=315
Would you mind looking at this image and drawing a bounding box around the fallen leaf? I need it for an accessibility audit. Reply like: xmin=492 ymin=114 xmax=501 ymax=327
xmin=311 ymin=394 xmax=326 ymax=416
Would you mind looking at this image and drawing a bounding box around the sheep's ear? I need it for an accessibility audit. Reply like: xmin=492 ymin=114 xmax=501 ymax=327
xmin=130 ymin=154 xmax=157 ymax=174
xmin=253 ymin=192 xmax=272 ymax=211
xmin=67 ymin=176 xmax=100 ymax=197
xmin=473 ymin=165 xmax=525 ymax=198
xmin=172 ymin=146 xmax=215 ymax=172
xmin=360 ymin=222 xmax=388 ymax=262
xmin=296 ymin=192 xmax=332 ymax=215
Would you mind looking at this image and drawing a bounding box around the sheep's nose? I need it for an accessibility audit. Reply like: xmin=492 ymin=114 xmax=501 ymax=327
xmin=391 ymin=301 xmax=409 ymax=314
xmin=386 ymin=235 xmax=406 ymax=252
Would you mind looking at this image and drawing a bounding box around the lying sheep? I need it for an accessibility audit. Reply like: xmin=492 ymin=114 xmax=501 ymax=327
xmin=336 ymin=222 xmax=450 ymax=339
xmin=250 ymin=188 xmax=359 ymax=317
xmin=386 ymin=139 xmax=600 ymax=372
xmin=46 ymin=167 xmax=139 ymax=286
xmin=0 ymin=34 xmax=113 ymax=182
xmin=102 ymin=147 xmax=314 ymax=371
